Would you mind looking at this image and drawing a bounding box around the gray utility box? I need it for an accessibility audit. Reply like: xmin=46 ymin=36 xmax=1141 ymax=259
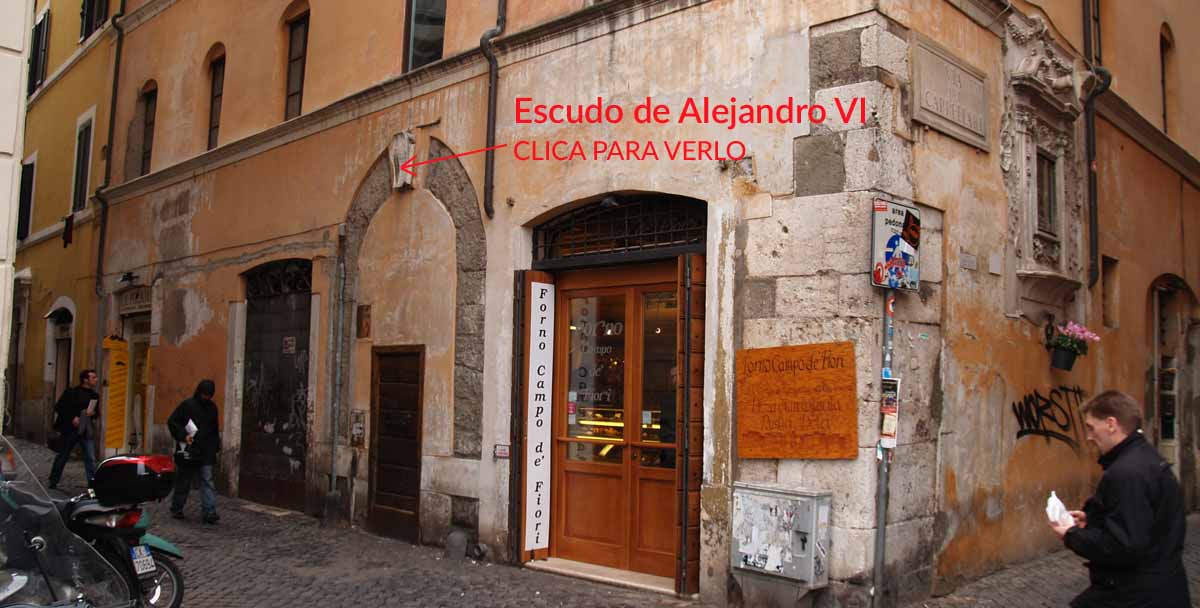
xmin=731 ymin=482 xmax=832 ymax=589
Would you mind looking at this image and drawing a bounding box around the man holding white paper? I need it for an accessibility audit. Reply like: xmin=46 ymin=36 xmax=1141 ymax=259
xmin=1048 ymin=390 xmax=1190 ymax=607
xmin=47 ymin=369 xmax=101 ymax=489
xmin=167 ymin=379 xmax=223 ymax=524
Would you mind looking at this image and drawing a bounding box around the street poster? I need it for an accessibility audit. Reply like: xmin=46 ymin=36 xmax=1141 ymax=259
xmin=871 ymin=199 xmax=921 ymax=291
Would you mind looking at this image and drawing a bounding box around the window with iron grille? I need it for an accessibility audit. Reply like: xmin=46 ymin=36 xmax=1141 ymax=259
xmin=245 ymin=259 xmax=313 ymax=298
xmin=285 ymin=15 xmax=309 ymax=120
xmin=1036 ymin=152 xmax=1056 ymax=236
xmin=405 ymin=0 xmax=445 ymax=72
xmin=140 ymin=89 xmax=156 ymax=176
xmin=72 ymin=121 xmax=93 ymax=212
xmin=208 ymin=57 xmax=225 ymax=150
xmin=80 ymin=0 xmax=108 ymax=40
xmin=532 ymin=195 xmax=706 ymax=268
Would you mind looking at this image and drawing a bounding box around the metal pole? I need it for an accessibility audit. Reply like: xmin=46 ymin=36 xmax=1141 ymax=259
xmin=871 ymin=289 xmax=895 ymax=608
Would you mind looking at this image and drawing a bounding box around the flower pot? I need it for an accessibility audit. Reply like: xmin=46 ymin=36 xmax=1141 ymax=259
xmin=1051 ymin=347 xmax=1077 ymax=371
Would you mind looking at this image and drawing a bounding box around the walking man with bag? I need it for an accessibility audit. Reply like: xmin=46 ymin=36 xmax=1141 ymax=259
xmin=1049 ymin=390 xmax=1191 ymax=607
xmin=167 ymin=379 xmax=222 ymax=524
xmin=47 ymin=369 xmax=100 ymax=489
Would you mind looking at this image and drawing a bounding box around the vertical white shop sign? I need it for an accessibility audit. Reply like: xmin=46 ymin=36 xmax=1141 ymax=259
xmin=524 ymin=282 xmax=555 ymax=551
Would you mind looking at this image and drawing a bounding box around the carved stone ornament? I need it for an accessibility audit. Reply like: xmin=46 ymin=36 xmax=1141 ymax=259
xmin=1000 ymin=11 xmax=1086 ymax=313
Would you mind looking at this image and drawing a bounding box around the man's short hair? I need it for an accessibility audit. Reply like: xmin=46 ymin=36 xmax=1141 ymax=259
xmin=79 ymin=369 xmax=97 ymax=383
xmin=1081 ymin=390 xmax=1143 ymax=433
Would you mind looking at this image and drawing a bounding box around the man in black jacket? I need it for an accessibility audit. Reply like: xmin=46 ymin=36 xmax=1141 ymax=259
xmin=1050 ymin=390 xmax=1191 ymax=607
xmin=167 ymin=379 xmax=222 ymax=524
xmin=47 ymin=369 xmax=100 ymax=489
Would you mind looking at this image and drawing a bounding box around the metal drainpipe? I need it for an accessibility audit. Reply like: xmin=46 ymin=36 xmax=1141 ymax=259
xmin=479 ymin=0 xmax=507 ymax=219
xmin=329 ymin=238 xmax=346 ymax=497
xmin=1082 ymin=0 xmax=1112 ymax=288
xmin=92 ymin=1 xmax=126 ymax=443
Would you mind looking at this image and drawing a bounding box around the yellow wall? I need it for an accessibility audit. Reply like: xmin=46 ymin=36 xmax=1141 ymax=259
xmin=15 ymin=0 xmax=115 ymax=408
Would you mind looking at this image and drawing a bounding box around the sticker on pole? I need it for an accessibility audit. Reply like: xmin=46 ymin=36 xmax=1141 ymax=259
xmin=871 ymin=199 xmax=921 ymax=291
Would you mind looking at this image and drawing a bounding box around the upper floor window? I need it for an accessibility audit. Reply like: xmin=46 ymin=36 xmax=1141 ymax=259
xmin=72 ymin=117 xmax=94 ymax=212
xmin=285 ymin=14 xmax=309 ymax=120
xmin=1160 ymin=24 xmax=1175 ymax=135
xmin=208 ymin=56 xmax=225 ymax=150
xmin=27 ymin=11 xmax=50 ymax=96
xmin=80 ymin=0 xmax=108 ymax=40
xmin=17 ymin=160 xmax=35 ymax=241
xmin=405 ymin=0 xmax=445 ymax=71
xmin=1036 ymin=151 xmax=1057 ymax=236
xmin=140 ymin=85 xmax=157 ymax=176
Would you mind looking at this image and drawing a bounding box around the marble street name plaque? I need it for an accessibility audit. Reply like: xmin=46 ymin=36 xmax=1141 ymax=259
xmin=913 ymin=34 xmax=989 ymax=151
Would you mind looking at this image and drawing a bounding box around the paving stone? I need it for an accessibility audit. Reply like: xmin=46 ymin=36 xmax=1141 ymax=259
xmin=19 ymin=438 xmax=1198 ymax=607
xmin=12 ymin=438 xmax=689 ymax=608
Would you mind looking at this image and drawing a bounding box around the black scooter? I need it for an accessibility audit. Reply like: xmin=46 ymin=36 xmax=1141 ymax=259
xmin=56 ymin=455 xmax=185 ymax=608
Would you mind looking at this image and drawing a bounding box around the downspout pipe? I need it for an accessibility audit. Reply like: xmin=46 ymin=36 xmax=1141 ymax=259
xmin=327 ymin=235 xmax=347 ymax=506
xmin=1083 ymin=0 xmax=1112 ymax=288
xmin=479 ymin=0 xmax=507 ymax=219
xmin=92 ymin=1 xmax=126 ymax=431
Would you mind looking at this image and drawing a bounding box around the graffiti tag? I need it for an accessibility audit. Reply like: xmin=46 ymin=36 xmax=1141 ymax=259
xmin=1011 ymin=385 xmax=1087 ymax=452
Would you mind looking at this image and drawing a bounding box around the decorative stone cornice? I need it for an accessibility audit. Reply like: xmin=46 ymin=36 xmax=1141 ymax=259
xmin=114 ymin=0 xmax=182 ymax=35
xmin=1004 ymin=13 xmax=1082 ymax=121
xmin=945 ymin=0 xmax=1010 ymax=37
xmin=1096 ymin=93 xmax=1200 ymax=188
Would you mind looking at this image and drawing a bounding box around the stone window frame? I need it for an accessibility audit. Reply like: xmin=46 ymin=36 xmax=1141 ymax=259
xmin=1001 ymin=12 xmax=1086 ymax=315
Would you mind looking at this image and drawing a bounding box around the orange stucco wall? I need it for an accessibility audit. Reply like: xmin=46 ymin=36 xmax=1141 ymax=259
xmin=901 ymin=0 xmax=1200 ymax=588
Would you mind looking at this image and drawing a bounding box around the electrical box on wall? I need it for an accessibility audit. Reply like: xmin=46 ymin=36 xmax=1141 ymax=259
xmin=731 ymin=482 xmax=832 ymax=589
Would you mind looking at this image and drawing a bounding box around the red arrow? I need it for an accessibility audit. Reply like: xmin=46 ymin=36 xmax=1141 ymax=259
xmin=399 ymin=143 xmax=508 ymax=177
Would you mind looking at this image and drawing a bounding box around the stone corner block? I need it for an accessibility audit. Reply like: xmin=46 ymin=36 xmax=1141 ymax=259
xmin=794 ymin=132 xmax=847 ymax=197
xmin=861 ymin=25 xmax=909 ymax=81
xmin=843 ymin=128 xmax=914 ymax=200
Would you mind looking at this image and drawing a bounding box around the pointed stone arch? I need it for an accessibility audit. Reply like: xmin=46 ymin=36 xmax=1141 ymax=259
xmin=338 ymin=138 xmax=486 ymax=459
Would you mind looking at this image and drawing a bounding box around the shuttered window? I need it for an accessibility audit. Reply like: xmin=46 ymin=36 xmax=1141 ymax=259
xmin=72 ymin=121 xmax=93 ymax=212
xmin=27 ymin=13 xmax=50 ymax=96
xmin=140 ymin=90 xmax=157 ymax=176
xmin=285 ymin=15 xmax=308 ymax=120
xmin=80 ymin=0 xmax=108 ymax=40
xmin=17 ymin=162 xmax=34 ymax=240
xmin=208 ymin=57 xmax=225 ymax=150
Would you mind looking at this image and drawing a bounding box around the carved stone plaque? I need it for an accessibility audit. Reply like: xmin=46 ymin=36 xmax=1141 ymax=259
xmin=913 ymin=34 xmax=989 ymax=150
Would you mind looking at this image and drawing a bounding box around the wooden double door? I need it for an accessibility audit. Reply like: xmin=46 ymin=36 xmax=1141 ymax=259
xmin=549 ymin=258 xmax=703 ymax=584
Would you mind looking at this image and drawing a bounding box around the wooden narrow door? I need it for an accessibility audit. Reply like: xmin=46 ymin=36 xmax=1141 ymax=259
xmin=629 ymin=286 xmax=681 ymax=577
xmin=552 ymin=286 xmax=631 ymax=569
xmin=550 ymin=262 xmax=683 ymax=578
xmin=369 ymin=348 xmax=424 ymax=542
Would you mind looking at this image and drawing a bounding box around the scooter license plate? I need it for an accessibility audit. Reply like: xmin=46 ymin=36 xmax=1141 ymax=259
xmin=130 ymin=545 xmax=156 ymax=577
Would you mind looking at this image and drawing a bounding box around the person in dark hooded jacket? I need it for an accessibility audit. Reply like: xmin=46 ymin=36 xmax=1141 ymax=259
xmin=167 ymin=379 xmax=222 ymax=524
xmin=1049 ymin=390 xmax=1190 ymax=607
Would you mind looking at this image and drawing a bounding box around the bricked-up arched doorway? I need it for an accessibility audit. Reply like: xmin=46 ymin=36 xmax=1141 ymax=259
xmin=515 ymin=193 xmax=706 ymax=595
xmin=239 ymin=258 xmax=313 ymax=512
xmin=1147 ymin=274 xmax=1200 ymax=508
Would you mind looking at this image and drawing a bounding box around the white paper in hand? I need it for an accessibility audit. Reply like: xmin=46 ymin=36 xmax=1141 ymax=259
xmin=185 ymin=419 xmax=198 ymax=438
xmin=1046 ymin=491 xmax=1074 ymax=527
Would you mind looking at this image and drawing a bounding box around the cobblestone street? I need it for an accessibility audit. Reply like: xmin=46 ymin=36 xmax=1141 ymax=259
xmin=13 ymin=437 xmax=1200 ymax=607
xmin=905 ymin=513 xmax=1200 ymax=607
xmin=13 ymin=438 xmax=690 ymax=608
